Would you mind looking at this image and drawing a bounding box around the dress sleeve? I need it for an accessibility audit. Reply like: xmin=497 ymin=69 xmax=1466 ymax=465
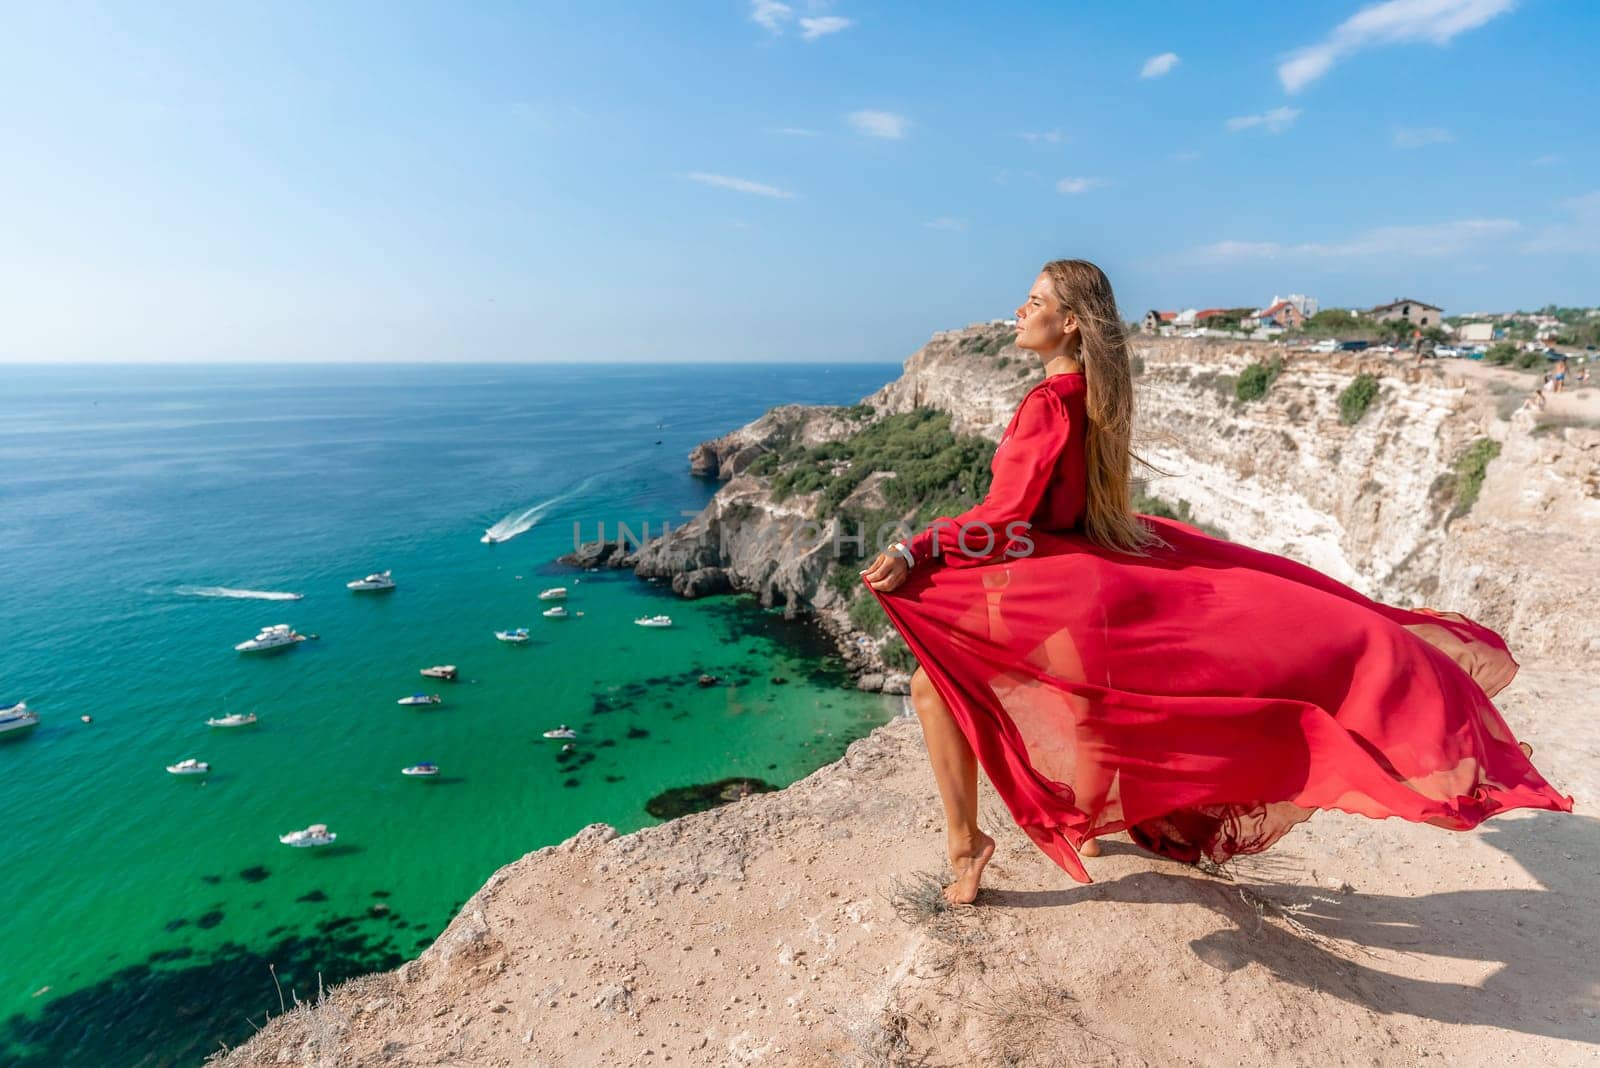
xmin=904 ymin=387 xmax=1071 ymax=569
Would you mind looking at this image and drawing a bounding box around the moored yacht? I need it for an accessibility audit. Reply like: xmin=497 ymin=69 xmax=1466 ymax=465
xmin=0 ymin=701 xmax=40 ymax=737
xmin=234 ymin=624 xmax=305 ymax=653
xmin=542 ymin=605 xmax=568 ymax=619
xmin=279 ymin=824 xmax=337 ymax=847
xmin=167 ymin=758 xmax=210 ymax=776
xmin=633 ymin=614 xmax=672 ymax=628
xmin=346 ymin=570 xmax=395 ymax=592
xmin=538 ymin=587 xmax=567 ymax=601
xmin=206 ymin=712 xmax=258 ymax=728
xmin=401 ymin=762 xmax=440 ymax=777
xmin=542 ymin=725 xmax=577 ymax=740
xmin=420 ymin=665 xmax=458 ymax=681
xmin=495 ymin=628 xmax=530 ymax=644
xmin=398 ymin=693 xmax=442 ymax=707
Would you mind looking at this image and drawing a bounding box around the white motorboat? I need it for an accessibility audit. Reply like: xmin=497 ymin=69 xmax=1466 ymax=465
xmin=542 ymin=605 xmax=568 ymax=619
xmin=633 ymin=615 xmax=673 ymax=628
xmin=542 ymin=725 xmax=577 ymax=740
xmin=206 ymin=712 xmax=258 ymax=728
xmin=481 ymin=529 xmax=507 ymax=544
xmin=398 ymin=693 xmax=442 ymax=707
xmin=234 ymin=624 xmax=305 ymax=653
xmin=495 ymin=628 xmax=530 ymax=644
xmin=279 ymin=824 xmax=337 ymax=847
xmin=402 ymin=762 xmax=440 ymax=777
xmin=0 ymin=701 xmax=40 ymax=737
xmin=167 ymin=758 xmax=210 ymax=776
xmin=538 ymin=587 xmax=567 ymax=601
xmin=346 ymin=570 xmax=395 ymax=592
xmin=420 ymin=665 xmax=458 ymax=681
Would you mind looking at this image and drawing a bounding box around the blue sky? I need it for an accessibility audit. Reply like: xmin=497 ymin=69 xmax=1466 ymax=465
xmin=2 ymin=0 xmax=1595 ymax=362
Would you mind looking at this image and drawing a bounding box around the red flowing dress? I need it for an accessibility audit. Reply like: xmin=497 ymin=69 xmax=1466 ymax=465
xmin=867 ymin=372 xmax=1573 ymax=884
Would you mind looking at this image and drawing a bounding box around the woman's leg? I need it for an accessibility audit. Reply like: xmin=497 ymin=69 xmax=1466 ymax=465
xmin=909 ymin=666 xmax=993 ymax=903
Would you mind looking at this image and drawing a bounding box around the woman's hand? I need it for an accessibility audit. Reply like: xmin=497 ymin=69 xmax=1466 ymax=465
xmin=860 ymin=551 xmax=910 ymax=593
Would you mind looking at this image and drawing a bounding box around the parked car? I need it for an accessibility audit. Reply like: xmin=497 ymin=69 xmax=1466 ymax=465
xmin=1310 ymin=338 xmax=1338 ymax=353
xmin=1337 ymin=340 xmax=1370 ymax=352
xmin=1433 ymin=346 xmax=1460 ymax=358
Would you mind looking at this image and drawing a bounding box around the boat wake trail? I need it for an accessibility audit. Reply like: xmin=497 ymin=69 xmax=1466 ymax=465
xmin=481 ymin=466 xmax=629 ymax=545
xmin=174 ymin=585 xmax=305 ymax=602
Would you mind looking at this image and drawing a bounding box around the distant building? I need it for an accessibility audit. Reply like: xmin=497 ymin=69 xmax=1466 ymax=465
xmin=1457 ymin=321 xmax=1495 ymax=343
xmin=1141 ymin=309 xmax=1177 ymax=333
xmin=1370 ymin=298 xmax=1443 ymax=327
xmin=1194 ymin=308 xmax=1230 ymax=324
xmin=1245 ymin=298 xmax=1305 ymax=331
xmin=1276 ymin=293 xmax=1319 ymax=318
xmin=1174 ymin=309 xmax=1198 ymax=326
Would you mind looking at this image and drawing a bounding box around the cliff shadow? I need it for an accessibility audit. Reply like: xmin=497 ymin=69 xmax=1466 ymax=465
xmin=993 ymin=811 xmax=1599 ymax=1043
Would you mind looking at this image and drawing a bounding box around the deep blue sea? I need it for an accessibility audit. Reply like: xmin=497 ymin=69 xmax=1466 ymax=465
xmin=0 ymin=361 xmax=901 ymax=1066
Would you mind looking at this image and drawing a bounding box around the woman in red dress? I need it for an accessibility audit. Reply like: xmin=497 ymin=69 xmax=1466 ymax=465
xmin=860 ymin=259 xmax=1572 ymax=905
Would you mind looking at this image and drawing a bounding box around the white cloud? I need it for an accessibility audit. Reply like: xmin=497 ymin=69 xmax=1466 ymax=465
xmin=1392 ymin=125 xmax=1454 ymax=147
xmin=923 ymin=217 xmax=968 ymax=231
xmin=799 ymin=16 xmax=853 ymax=39
xmin=1019 ymin=129 xmax=1064 ymax=144
xmin=1521 ymin=191 xmax=1600 ymax=254
xmin=750 ymin=0 xmax=792 ymax=33
xmin=1531 ymin=153 xmax=1562 ymax=166
xmin=1141 ymin=52 xmax=1180 ymax=78
xmin=847 ymin=110 xmax=909 ymax=139
xmin=684 ymin=172 xmax=798 ymax=199
xmin=1226 ymin=106 xmax=1302 ymax=133
xmin=1194 ymin=217 xmax=1518 ymax=261
xmin=1279 ymin=0 xmax=1516 ymax=94
xmin=751 ymin=2 xmax=854 ymax=40
xmin=1055 ymin=177 xmax=1102 ymax=195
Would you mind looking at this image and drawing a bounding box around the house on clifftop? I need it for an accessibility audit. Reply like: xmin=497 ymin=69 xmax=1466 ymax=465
xmin=1142 ymin=309 xmax=1176 ymax=333
xmin=1370 ymin=297 xmax=1443 ymax=327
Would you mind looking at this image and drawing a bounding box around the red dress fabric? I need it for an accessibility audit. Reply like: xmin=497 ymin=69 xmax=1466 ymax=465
xmin=868 ymin=372 xmax=1573 ymax=884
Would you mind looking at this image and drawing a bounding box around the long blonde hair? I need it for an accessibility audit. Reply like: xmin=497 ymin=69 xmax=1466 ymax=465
xmin=1042 ymin=259 xmax=1163 ymax=555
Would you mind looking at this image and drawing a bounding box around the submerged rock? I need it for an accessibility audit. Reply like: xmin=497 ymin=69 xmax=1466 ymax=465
xmin=643 ymin=777 xmax=777 ymax=820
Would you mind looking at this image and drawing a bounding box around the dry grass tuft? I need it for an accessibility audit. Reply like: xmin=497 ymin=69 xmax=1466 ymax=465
xmin=960 ymin=972 xmax=1121 ymax=1066
xmin=887 ymin=869 xmax=952 ymax=927
xmin=831 ymin=1007 xmax=926 ymax=1067
xmin=1235 ymin=886 xmax=1327 ymax=944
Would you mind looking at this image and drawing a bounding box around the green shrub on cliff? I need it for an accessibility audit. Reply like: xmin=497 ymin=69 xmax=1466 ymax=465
xmin=1450 ymin=438 xmax=1501 ymax=519
xmin=1235 ymin=357 xmax=1283 ymax=402
xmin=881 ymin=637 xmax=918 ymax=673
xmin=1485 ymin=342 xmax=1518 ymax=366
xmin=766 ymin=409 xmax=995 ymax=523
xmin=1337 ymin=374 xmax=1379 ymax=425
xmin=847 ymin=589 xmax=891 ymax=637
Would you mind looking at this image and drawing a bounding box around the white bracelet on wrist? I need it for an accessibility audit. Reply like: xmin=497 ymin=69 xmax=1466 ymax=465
xmin=888 ymin=541 xmax=915 ymax=568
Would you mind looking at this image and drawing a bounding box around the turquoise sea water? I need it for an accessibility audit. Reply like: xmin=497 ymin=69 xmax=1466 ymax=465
xmin=0 ymin=362 xmax=901 ymax=1066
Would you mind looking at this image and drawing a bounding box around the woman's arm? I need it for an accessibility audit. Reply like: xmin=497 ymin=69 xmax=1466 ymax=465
xmin=903 ymin=388 xmax=1072 ymax=569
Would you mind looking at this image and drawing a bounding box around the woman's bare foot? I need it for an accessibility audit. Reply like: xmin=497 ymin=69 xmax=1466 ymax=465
xmin=1079 ymin=837 xmax=1101 ymax=858
xmin=944 ymin=832 xmax=996 ymax=905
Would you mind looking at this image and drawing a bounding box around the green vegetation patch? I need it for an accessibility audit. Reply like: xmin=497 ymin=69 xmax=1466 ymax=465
xmin=1337 ymin=373 xmax=1380 ymax=425
xmin=1133 ymin=492 xmax=1229 ymax=540
xmin=1485 ymin=342 xmax=1519 ymax=366
xmin=1449 ymin=438 xmax=1501 ymax=519
xmin=1235 ymin=357 xmax=1284 ymax=402
xmin=756 ymin=409 xmax=996 ymax=550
